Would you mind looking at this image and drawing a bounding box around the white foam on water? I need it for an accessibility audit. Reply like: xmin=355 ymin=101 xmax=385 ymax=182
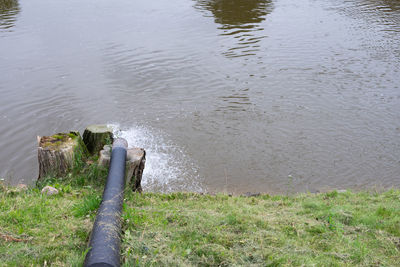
xmin=108 ymin=123 xmax=204 ymax=193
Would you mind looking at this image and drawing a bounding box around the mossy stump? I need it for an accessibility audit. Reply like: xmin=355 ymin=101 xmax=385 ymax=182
xmin=37 ymin=132 xmax=87 ymax=180
xmin=83 ymin=125 xmax=113 ymax=155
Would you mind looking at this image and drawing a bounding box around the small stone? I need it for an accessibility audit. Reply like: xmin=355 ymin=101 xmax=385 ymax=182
xmin=41 ymin=186 xmax=59 ymax=196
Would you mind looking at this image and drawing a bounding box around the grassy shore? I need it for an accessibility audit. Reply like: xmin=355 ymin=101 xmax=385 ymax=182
xmin=0 ymin=178 xmax=399 ymax=266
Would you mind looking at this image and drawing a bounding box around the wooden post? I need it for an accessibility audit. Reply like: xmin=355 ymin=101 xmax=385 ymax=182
xmin=83 ymin=125 xmax=114 ymax=155
xmin=37 ymin=132 xmax=87 ymax=180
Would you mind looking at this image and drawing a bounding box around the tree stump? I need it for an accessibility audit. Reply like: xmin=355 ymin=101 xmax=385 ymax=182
xmin=98 ymin=145 xmax=146 ymax=192
xmin=126 ymin=148 xmax=146 ymax=192
xmin=83 ymin=125 xmax=114 ymax=155
xmin=37 ymin=132 xmax=87 ymax=180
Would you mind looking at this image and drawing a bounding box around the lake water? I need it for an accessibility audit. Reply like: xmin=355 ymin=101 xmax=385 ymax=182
xmin=0 ymin=0 xmax=399 ymax=193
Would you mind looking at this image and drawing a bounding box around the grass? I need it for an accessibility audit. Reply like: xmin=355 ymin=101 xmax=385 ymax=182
xmin=0 ymin=183 xmax=94 ymax=266
xmin=120 ymin=190 xmax=400 ymax=266
xmin=0 ymin=176 xmax=399 ymax=266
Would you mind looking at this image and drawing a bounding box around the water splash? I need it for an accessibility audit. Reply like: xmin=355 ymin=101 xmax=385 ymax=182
xmin=109 ymin=123 xmax=204 ymax=193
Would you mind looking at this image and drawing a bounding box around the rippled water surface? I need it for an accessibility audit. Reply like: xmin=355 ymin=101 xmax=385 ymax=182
xmin=1 ymin=0 xmax=399 ymax=193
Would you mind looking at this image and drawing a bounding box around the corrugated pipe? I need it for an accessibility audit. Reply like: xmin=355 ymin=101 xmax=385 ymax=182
xmin=84 ymin=138 xmax=128 ymax=267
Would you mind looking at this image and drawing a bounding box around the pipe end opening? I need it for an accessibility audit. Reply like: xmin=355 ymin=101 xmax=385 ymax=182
xmin=112 ymin=138 xmax=128 ymax=149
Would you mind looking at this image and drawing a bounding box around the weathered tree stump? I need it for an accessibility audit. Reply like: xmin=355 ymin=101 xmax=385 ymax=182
xmin=126 ymin=148 xmax=146 ymax=192
xmin=83 ymin=125 xmax=114 ymax=155
xmin=37 ymin=132 xmax=87 ymax=180
xmin=98 ymin=145 xmax=146 ymax=192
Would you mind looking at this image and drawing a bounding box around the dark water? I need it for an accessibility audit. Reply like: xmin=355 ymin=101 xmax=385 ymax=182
xmin=0 ymin=0 xmax=399 ymax=193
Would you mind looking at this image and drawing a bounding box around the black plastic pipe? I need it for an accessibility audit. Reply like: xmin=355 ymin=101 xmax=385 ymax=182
xmin=84 ymin=138 xmax=128 ymax=267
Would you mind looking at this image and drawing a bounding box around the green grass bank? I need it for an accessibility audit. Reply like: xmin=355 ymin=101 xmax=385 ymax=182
xmin=0 ymin=177 xmax=399 ymax=266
